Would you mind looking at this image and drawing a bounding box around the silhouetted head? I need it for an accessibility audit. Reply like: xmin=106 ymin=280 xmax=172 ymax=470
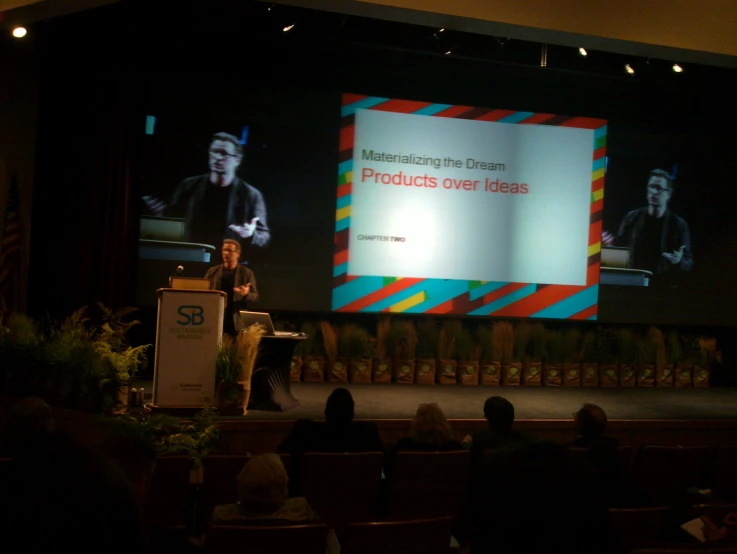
xmin=483 ymin=396 xmax=515 ymax=432
xmin=409 ymin=403 xmax=454 ymax=446
xmin=236 ymin=453 xmax=289 ymax=513
xmin=324 ymin=387 xmax=355 ymax=425
xmin=574 ymin=403 xmax=608 ymax=439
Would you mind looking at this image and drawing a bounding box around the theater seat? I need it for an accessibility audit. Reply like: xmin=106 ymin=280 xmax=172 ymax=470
xmin=340 ymin=516 xmax=454 ymax=554
xmin=205 ymin=523 xmax=328 ymax=554
xmin=387 ymin=451 xmax=471 ymax=520
xmin=630 ymin=446 xmax=710 ymax=505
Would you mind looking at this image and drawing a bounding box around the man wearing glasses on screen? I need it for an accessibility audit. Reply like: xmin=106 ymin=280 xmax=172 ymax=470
xmin=602 ymin=169 xmax=692 ymax=277
xmin=144 ymin=132 xmax=270 ymax=251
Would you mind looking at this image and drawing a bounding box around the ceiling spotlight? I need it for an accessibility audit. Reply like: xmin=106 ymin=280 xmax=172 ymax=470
xmin=578 ymin=47 xmax=588 ymax=57
xmin=672 ymin=63 xmax=684 ymax=73
xmin=12 ymin=26 xmax=27 ymax=38
xmin=282 ymin=23 xmax=295 ymax=32
xmin=624 ymin=63 xmax=635 ymax=75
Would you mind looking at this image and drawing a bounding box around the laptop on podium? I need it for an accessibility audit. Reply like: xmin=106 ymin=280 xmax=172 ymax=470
xmin=238 ymin=311 xmax=299 ymax=336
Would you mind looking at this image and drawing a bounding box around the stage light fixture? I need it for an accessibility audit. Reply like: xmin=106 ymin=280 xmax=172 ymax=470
xmin=624 ymin=63 xmax=635 ymax=75
xmin=578 ymin=47 xmax=588 ymax=57
xmin=12 ymin=26 xmax=27 ymax=38
xmin=672 ymin=63 xmax=684 ymax=73
xmin=282 ymin=23 xmax=295 ymax=32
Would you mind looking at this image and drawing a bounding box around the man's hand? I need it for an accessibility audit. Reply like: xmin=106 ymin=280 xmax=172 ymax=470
xmin=662 ymin=245 xmax=686 ymax=264
xmin=601 ymin=231 xmax=615 ymax=246
xmin=142 ymin=195 xmax=166 ymax=216
xmin=233 ymin=283 xmax=251 ymax=296
xmin=229 ymin=217 xmax=259 ymax=239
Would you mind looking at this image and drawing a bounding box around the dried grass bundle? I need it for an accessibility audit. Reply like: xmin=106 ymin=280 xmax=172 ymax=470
xmin=236 ymin=324 xmax=266 ymax=385
xmin=320 ymin=321 xmax=338 ymax=363
xmin=376 ymin=315 xmax=391 ymax=359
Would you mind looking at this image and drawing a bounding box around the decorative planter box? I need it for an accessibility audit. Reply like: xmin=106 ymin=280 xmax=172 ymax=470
xmin=563 ymin=363 xmax=581 ymax=387
xmin=328 ymin=358 xmax=349 ymax=383
xmin=544 ymin=364 xmax=562 ymax=387
xmin=675 ymin=364 xmax=692 ymax=388
xmin=373 ymin=358 xmax=392 ymax=384
xmin=302 ymin=356 xmax=325 ymax=383
xmin=524 ymin=362 xmax=542 ymax=386
xmin=415 ymin=359 xmax=436 ymax=385
xmin=394 ymin=359 xmax=415 ymax=384
xmin=290 ymin=356 xmax=302 ymax=383
xmin=582 ymin=363 xmax=599 ymax=387
xmin=503 ymin=362 xmax=522 ymax=386
xmin=619 ymin=365 xmax=637 ymax=388
xmin=438 ymin=360 xmax=458 ymax=385
xmin=599 ymin=364 xmax=618 ymax=388
xmin=693 ymin=366 xmax=710 ymax=388
xmin=656 ymin=364 xmax=674 ymax=387
xmin=638 ymin=365 xmax=655 ymax=387
xmin=349 ymin=357 xmax=372 ymax=384
xmin=481 ymin=362 xmax=501 ymax=385
xmin=458 ymin=361 xmax=480 ymax=385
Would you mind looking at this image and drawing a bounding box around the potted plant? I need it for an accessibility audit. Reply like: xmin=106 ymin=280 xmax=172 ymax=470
xmin=459 ymin=327 xmax=481 ymax=386
xmin=506 ymin=322 xmax=528 ymax=386
xmin=659 ymin=330 xmax=679 ymax=387
xmin=0 ymin=312 xmax=44 ymax=398
xmin=216 ymin=334 xmax=242 ymax=415
xmin=437 ymin=320 xmax=460 ymax=385
xmin=373 ymin=316 xmax=392 ymax=384
xmin=580 ymin=330 xmax=599 ymax=387
xmin=524 ymin=323 xmax=545 ymax=386
xmin=302 ymin=321 xmax=326 ymax=383
xmin=618 ymin=328 xmax=638 ymax=387
xmin=477 ymin=325 xmax=500 ymax=386
xmin=693 ymin=336 xmax=713 ymax=388
xmin=322 ymin=321 xmax=345 ymax=383
xmin=544 ymin=330 xmax=563 ymax=387
xmin=416 ymin=317 xmax=438 ymax=385
xmin=599 ymin=328 xmax=619 ymax=388
xmin=562 ymin=328 xmax=582 ymax=387
xmin=637 ymin=327 xmax=661 ymax=388
xmin=388 ymin=319 xmax=417 ymax=384
xmin=341 ymin=324 xmax=371 ymax=384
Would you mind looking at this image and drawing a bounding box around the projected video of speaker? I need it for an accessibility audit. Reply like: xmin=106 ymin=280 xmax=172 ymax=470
xmin=332 ymin=94 xmax=606 ymax=320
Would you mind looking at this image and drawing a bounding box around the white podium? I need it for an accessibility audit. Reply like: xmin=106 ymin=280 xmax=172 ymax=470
xmin=152 ymin=288 xmax=226 ymax=408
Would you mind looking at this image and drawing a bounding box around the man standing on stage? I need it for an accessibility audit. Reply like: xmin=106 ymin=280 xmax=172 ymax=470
xmin=602 ymin=168 xmax=693 ymax=277
xmin=205 ymin=239 xmax=259 ymax=336
xmin=144 ymin=132 xmax=270 ymax=251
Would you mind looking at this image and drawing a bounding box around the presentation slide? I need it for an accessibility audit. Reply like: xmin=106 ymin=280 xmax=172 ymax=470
xmin=333 ymin=95 xmax=606 ymax=319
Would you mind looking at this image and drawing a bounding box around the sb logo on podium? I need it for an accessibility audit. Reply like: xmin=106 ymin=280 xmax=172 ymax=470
xmin=177 ymin=305 xmax=205 ymax=326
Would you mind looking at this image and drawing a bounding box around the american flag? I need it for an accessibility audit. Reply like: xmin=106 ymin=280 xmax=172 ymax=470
xmin=0 ymin=176 xmax=21 ymax=315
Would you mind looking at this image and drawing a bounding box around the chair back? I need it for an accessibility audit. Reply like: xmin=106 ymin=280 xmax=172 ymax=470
xmin=631 ymin=445 xmax=710 ymax=504
xmin=340 ymin=516 xmax=454 ymax=554
xmin=300 ymin=452 xmax=383 ymax=528
xmin=693 ymin=503 xmax=737 ymax=524
xmin=387 ymin=450 xmax=471 ymax=520
xmin=631 ymin=547 xmax=737 ymax=554
xmin=709 ymin=446 xmax=737 ymax=501
xmin=205 ymin=523 xmax=328 ymax=554
xmin=609 ymin=507 xmax=670 ymax=548
xmin=143 ymin=456 xmax=193 ymax=528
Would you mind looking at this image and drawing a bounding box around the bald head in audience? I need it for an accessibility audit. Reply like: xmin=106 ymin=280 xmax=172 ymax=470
xmin=574 ymin=403 xmax=608 ymax=440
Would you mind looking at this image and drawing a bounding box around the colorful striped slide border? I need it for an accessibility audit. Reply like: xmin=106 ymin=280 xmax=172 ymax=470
xmin=333 ymin=94 xmax=606 ymax=320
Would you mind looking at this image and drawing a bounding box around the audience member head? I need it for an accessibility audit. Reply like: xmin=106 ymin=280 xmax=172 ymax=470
xmin=574 ymin=403 xmax=608 ymax=439
xmin=324 ymin=387 xmax=355 ymax=425
xmin=483 ymin=396 xmax=515 ymax=432
xmin=236 ymin=453 xmax=289 ymax=513
xmin=409 ymin=403 xmax=454 ymax=446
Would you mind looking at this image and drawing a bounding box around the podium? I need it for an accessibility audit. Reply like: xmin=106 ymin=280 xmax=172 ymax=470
xmin=152 ymin=288 xmax=226 ymax=409
xmin=247 ymin=335 xmax=305 ymax=412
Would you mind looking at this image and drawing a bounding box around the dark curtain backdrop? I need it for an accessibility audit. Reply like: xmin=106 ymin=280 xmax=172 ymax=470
xmin=28 ymin=5 xmax=141 ymax=318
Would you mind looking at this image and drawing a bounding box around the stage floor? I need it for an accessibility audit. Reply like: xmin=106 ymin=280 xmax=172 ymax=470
xmin=243 ymin=384 xmax=737 ymax=421
xmin=134 ymin=379 xmax=737 ymax=421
